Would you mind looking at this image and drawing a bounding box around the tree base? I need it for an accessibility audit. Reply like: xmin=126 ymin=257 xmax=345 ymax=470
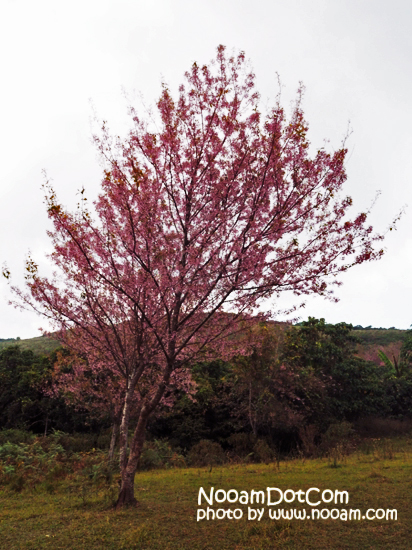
xmin=115 ymin=486 xmax=139 ymax=509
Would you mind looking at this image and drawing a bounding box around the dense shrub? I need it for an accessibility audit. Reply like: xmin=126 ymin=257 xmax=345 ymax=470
xmin=320 ymin=421 xmax=355 ymax=455
xmin=1 ymin=321 xmax=412 ymax=458
xmin=139 ymin=440 xmax=182 ymax=470
xmin=51 ymin=432 xmax=101 ymax=453
xmin=188 ymin=440 xmax=226 ymax=467
xmin=354 ymin=417 xmax=412 ymax=438
xmin=253 ymin=439 xmax=273 ymax=463
xmin=227 ymin=433 xmax=257 ymax=459
xmin=0 ymin=429 xmax=36 ymax=445
xmin=298 ymin=425 xmax=320 ymax=457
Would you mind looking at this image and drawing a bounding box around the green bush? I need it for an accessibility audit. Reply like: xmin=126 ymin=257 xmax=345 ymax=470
xmin=8 ymin=473 xmax=25 ymax=492
xmin=253 ymin=439 xmax=273 ymax=464
xmin=226 ymin=434 xmax=274 ymax=464
xmin=139 ymin=439 xmax=185 ymax=470
xmin=0 ymin=429 xmax=36 ymax=445
xmin=0 ymin=438 xmax=68 ymax=491
xmin=188 ymin=440 xmax=226 ymax=467
xmin=96 ymin=432 xmax=112 ymax=450
xmin=227 ymin=433 xmax=256 ymax=459
xmin=320 ymin=421 xmax=354 ymax=455
xmin=49 ymin=431 xmax=99 ymax=453
xmin=139 ymin=444 xmax=164 ymax=470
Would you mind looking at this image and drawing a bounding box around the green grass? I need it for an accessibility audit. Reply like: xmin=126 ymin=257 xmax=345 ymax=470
xmin=1 ymin=438 xmax=412 ymax=549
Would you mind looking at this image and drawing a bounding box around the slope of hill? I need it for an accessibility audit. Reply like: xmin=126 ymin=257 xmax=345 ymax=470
xmin=353 ymin=328 xmax=406 ymax=346
xmin=0 ymin=335 xmax=61 ymax=354
xmin=0 ymin=325 xmax=407 ymax=359
xmin=352 ymin=329 xmax=406 ymax=365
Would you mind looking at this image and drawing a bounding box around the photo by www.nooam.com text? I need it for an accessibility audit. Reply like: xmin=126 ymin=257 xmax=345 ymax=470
xmin=196 ymin=487 xmax=397 ymax=522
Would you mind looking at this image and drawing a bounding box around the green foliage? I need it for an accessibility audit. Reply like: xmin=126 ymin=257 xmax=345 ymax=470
xmin=400 ymin=330 xmax=412 ymax=372
xmin=281 ymin=318 xmax=391 ymax=426
xmin=0 ymin=432 xmax=186 ymax=498
xmin=321 ymin=421 xmax=355 ymax=452
xmin=2 ymin=319 xmax=412 ymax=461
xmin=148 ymin=359 xmax=237 ymax=449
xmin=328 ymin=356 xmax=389 ymax=421
xmin=0 ymin=432 xmax=120 ymax=504
xmin=0 ymin=345 xmax=52 ymax=430
xmin=0 ymin=437 xmax=67 ymax=491
xmin=378 ymin=349 xmax=397 ymax=371
xmin=50 ymin=431 xmax=110 ymax=453
xmin=377 ymin=333 xmax=412 ymax=378
xmin=227 ymin=432 xmax=257 ymax=459
xmin=252 ymin=439 xmax=273 ymax=464
xmin=0 ymin=429 xmax=36 ymax=445
xmin=226 ymin=433 xmax=274 ymax=463
xmin=382 ymin=374 xmax=412 ymax=418
xmin=0 ymin=346 xmax=98 ymax=434
xmin=139 ymin=440 xmax=186 ymax=470
xmin=188 ymin=439 xmax=226 ymax=467
xmin=227 ymin=323 xmax=299 ymax=435
xmin=282 ymin=317 xmax=358 ymax=373
xmin=148 ymin=318 xmax=412 ymax=455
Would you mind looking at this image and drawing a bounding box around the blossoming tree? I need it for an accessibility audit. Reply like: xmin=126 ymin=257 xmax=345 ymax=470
xmin=9 ymin=45 xmax=387 ymax=507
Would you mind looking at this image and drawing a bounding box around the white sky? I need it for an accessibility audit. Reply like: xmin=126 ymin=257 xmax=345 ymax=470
xmin=1 ymin=0 xmax=411 ymax=338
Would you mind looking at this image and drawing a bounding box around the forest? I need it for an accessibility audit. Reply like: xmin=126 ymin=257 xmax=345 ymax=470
xmin=1 ymin=318 xmax=411 ymax=461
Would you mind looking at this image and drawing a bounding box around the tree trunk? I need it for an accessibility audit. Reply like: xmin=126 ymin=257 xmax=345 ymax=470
xmin=116 ymin=409 xmax=148 ymax=509
xmin=248 ymin=380 xmax=257 ymax=436
xmin=108 ymin=418 xmax=120 ymax=463
xmin=118 ymin=380 xmax=137 ymax=472
xmin=115 ymin=467 xmax=138 ymax=508
xmin=115 ymin=363 xmax=173 ymax=509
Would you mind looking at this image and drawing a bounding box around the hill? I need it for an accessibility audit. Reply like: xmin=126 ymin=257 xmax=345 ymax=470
xmin=0 ymin=325 xmax=407 ymax=360
xmin=353 ymin=328 xmax=406 ymax=346
xmin=0 ymin=335 xmax=61 ymax=355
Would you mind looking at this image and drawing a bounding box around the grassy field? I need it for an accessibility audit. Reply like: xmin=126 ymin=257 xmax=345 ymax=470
xmin=1 ymin=438 xmax=411 ymax=549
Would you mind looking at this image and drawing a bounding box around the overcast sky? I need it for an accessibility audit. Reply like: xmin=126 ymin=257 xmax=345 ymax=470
xmin=1 ymin=0 xmax=411 ymax=338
